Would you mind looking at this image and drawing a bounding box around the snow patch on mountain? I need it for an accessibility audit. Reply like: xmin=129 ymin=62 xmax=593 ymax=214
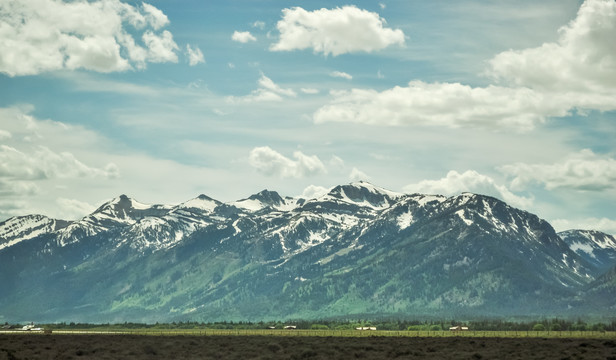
xmin=0 ymin=215 xmax=61 ymax=250
xmin=397 ymin=211 xmax=414 ymax=230
xmin=412 ymin=194 xmax=446 ymax=207
xmin=569 ymin=241 xmax=597 ymax=259
xmin=176 ymin=195 xmax=219 ymax=213
xmin=456 ymin=209 xmax=473 ymax=226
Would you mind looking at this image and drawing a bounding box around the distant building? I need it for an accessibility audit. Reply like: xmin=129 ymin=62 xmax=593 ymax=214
xmin=283 ymin=326 xmax=296 ymax=330
xmin=355 ymin=327 xmax=377 ymax=331
xmin=449 ymin=326 xmax=469 ymax=331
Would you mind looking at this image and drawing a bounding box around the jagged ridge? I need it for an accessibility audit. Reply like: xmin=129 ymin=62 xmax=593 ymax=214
xmin=0 ymin=182 xmax=614 ymax=323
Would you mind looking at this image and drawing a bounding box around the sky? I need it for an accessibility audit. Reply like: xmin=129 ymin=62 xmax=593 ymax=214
xmin=0 ymin=0 xmax=615 ymax=235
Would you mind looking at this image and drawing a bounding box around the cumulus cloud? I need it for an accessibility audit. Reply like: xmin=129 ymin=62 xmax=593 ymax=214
xmin=500 ymin=149 xmax=616 ymax=191
xmin=330 ymin=71 xmax=353 ymax=80
xmin=300 ymin=184 xmax=330 ymax=199
xmin=0 ymin=0 xmax=180 ymax=76
xmin=142 ymin=30 xmax=178 ymax=63
xmin=349 ymin=167 xmax=371 ymax=182
xmin=141 ymin=2 xmax=169 ymax=30
xmin=232 ymin=31 xmax=257 ymax=43
xmin=488 ymin=0 xmax=616 ymax=100
xmin=0 ymin=106 xmax=120 ymax=206
xmin=185 ymin=44 xmax=205 ymax=66
xmin=248 ymin=146 xmax=326 ymax=178
xmin=270 ymin=6 xmax=405 ymax=56
xmin=227 ymin=74 xmax=296 ymax=103
xmin=313 ymin=0 xmax=616 ymax=131
xmin=314 ymin=81 xmax=567 ymax=131
xmin=403 ymin=170 xmax=533 ymax=209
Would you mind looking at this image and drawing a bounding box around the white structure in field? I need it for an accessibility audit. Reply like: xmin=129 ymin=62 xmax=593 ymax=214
xmin=449 ymin=326 xmax=469 ymax=331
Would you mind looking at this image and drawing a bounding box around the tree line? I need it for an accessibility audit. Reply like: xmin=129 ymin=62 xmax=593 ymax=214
xmin=19 ymin=318 xmax=615 ymax=332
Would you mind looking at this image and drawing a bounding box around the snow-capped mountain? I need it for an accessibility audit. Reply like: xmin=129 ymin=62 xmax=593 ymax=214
xmin=0 ymin=214 xmax=68 ymax=251
xmin=559 ymin=229 xmax=616 ymax=274
xmin=0 ymin=182 xmax=614 ymax=323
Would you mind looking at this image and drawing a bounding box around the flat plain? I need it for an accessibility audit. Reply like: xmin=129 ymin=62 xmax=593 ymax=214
xmin=1 ymin=333 xmax=616 ymax=359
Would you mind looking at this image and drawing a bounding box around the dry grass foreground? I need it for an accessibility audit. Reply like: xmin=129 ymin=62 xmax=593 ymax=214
xmin=1 ymin=334 xmax=616 ymax=359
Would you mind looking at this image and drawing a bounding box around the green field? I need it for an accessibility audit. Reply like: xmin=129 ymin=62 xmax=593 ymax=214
xmin=9 ymin=329 xmax=615 ymax=339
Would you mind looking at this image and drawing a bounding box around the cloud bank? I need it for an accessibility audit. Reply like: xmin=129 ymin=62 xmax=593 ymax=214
xmin=0 ymin=0 xmax=180 ymax=76
xmin=313 ymin=0 xmax=616 ymax=131
xmin=0 ymin=106 xmax=120 ymax=219
xmin=314 ymin=81 xmax=567 ymax=130
xmin=500 ymin=149 xmax=616 ymax=191
xmin=403 ymin=170 xmax=533 ymax=209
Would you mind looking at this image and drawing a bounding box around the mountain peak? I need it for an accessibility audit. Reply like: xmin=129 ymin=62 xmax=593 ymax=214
xmin=324 ymin=182 xmax=401 ymax=210
xmin=2 ymin=182 xmax=615 ymax=322
xmin=248 ymin=190 xmax=284 ymax=206
xmin=559 ymin=229 xmax=616 ymax=274
xmin=561 ymin=229 xmax=616 ymax=250
xmin=232 ymin=189 xmax=292 ymax=212
xmin=176 ymin=194 xmax=220 ymax=213
xmin=89 ymin=195 xmax=152 ymax=223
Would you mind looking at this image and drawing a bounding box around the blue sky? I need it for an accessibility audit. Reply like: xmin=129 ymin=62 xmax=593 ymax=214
xmin=1 ymin=0 xmax=615 ymax=234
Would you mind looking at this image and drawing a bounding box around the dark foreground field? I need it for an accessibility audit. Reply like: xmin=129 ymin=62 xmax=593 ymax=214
xmin=1 ymin=334 xmax=616 ymax=359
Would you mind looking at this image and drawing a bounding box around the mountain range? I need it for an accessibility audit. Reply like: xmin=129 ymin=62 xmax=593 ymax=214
xmin=1 ymin=182 xmax=615 ymax=323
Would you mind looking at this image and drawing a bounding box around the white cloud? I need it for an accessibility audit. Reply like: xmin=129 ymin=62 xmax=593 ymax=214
xmin=0 ymin=179 xmax=39 ymax=197
xmin=270 ymin=6 xmax=405 ymax=56
xmin=258 ymin=75 xmax=296 ymax=97
xmin=248 ymin=146 xmax=326 ymax=178
xmin=55 ymin=198 xmax=96 ymax=220
xmin=403 ymin=170 xmax=533 ymax=209
xmin=143 ymin=30 xmax=178 ymax=63
xmin=185 ymin=44 xmax=205 ymax=66
xmin=252 ymin=21 xmax=266 ymax=30
xmin=330 ymin=71 xmax=353 ymax=80
xmin=227 ymin=74 xmax=296 ymax=103
xmin=300 ymin=184 xmax=330 ymax=199
xmin=0 ymin=145 xmax=118 ymax=180
xmin=141 ymin=2 xmax=169 ymax=30
xmin=500 ymin=149 xmax=616 ymax=191
xmin=488 ymin=0 xmax=616 ymax=103
xmin=232 ymin=31 xmax=257 ymax=43
xmin=300 ymin=88 xmax=319 ymax=94
xmin=313 ymin=0 xmax=616 ymax=131
xmin=0 ymin=0 xmax=180 ymax=76
xmin=551 ymin=217 xmax=616 ymax=236
xmin=349 ymin=167 xmax=370 ymax=182
xmin=314 ymin=81 xmax=567 ymax=131
xmin=0 ymin=106 xmax=122 ymax=219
